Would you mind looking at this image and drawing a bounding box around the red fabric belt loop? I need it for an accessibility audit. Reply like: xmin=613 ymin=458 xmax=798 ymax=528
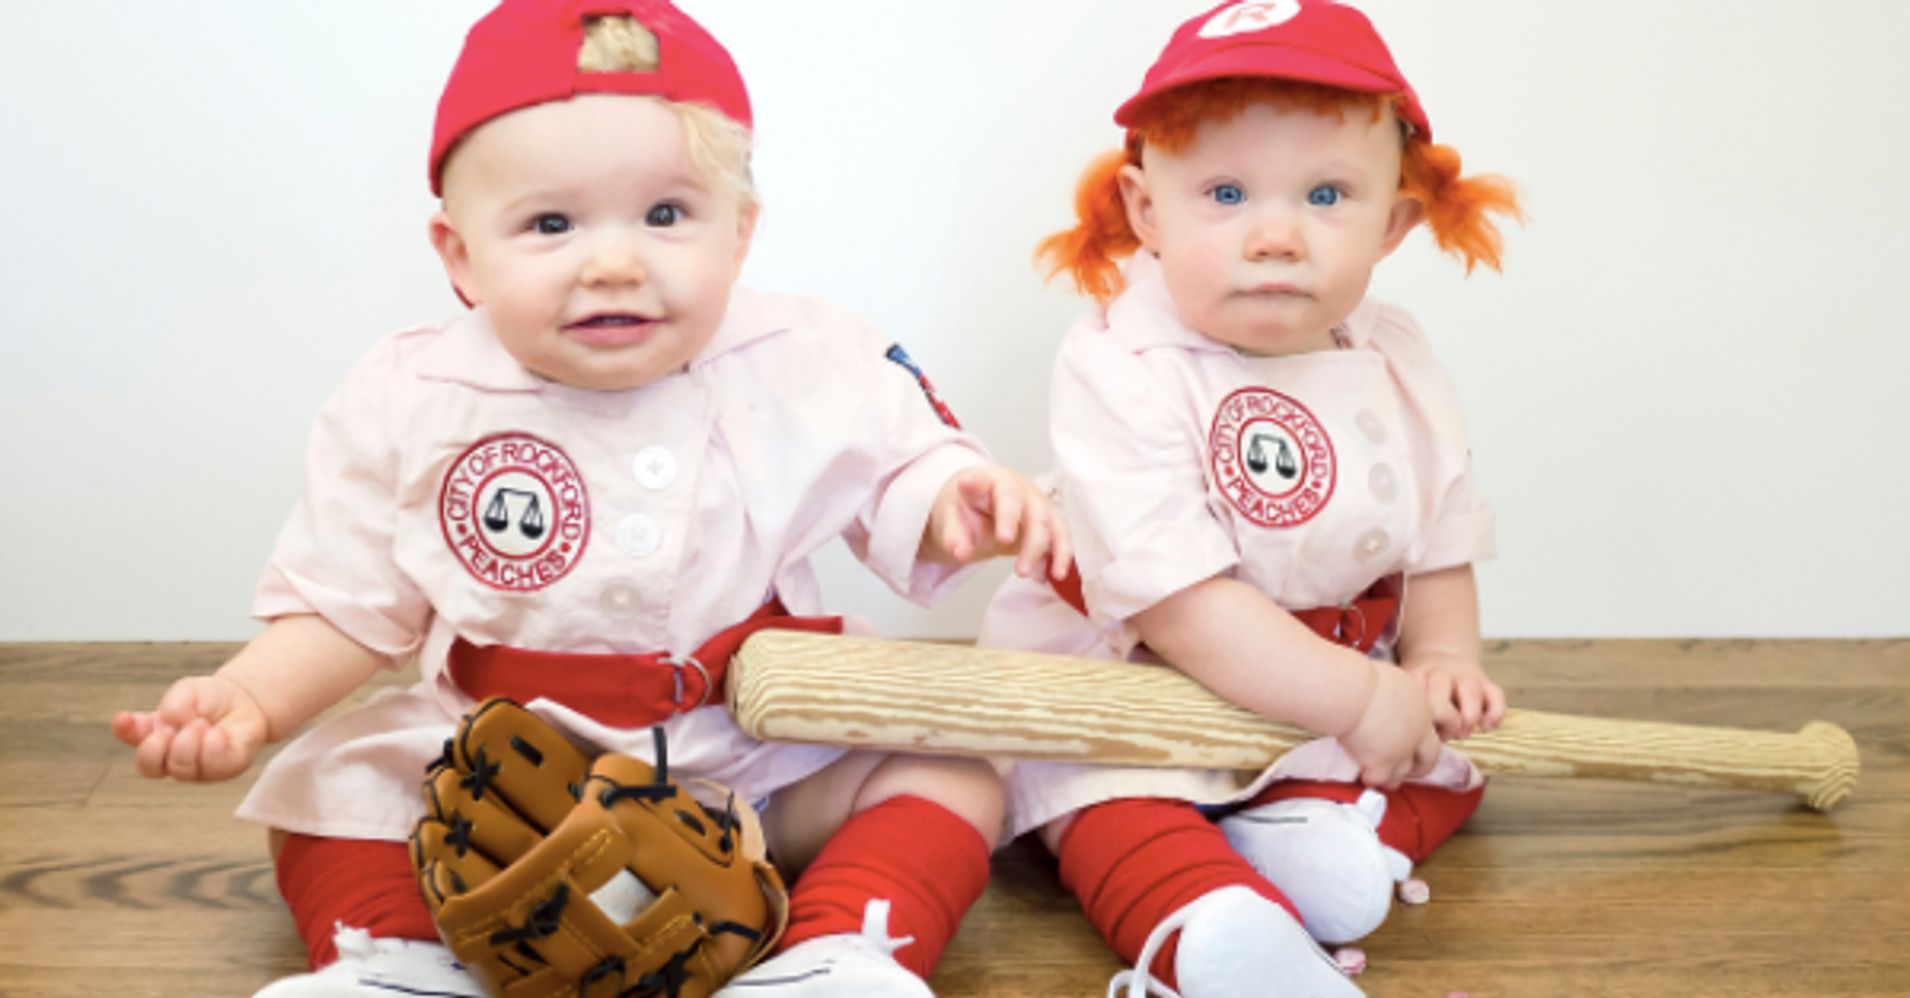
xmin=1050 ymin=564 xmax=1401 ymax=654
xmin=446 ymin=599 xmax=843 ymax=728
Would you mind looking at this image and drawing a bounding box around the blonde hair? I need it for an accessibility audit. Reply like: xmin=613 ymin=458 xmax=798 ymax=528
xmin=1039 ymin=79 xmax=1522 ymax=302
xmin=578 ymin=15 xmax=660 ymax=72
xmin=578 ymin=15 xmax=757 ymax=210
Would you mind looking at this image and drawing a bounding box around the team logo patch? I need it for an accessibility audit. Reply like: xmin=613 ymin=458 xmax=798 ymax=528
xmin=439 ymin=432 xmax=590 ymax=592
xmin=1209 ymin=387 xmax=1336 ymax=528
xmin=885 ymin=344 xmax=962 ymax=429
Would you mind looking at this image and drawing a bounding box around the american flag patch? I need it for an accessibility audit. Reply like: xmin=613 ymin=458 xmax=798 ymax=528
xmin=885 ymin=344 xmax=961 ymax=429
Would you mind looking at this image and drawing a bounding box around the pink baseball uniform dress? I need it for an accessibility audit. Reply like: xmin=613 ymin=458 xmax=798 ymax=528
xmin=983 ymin=252 xmax=1489 ymax=831
xmin=978 ymin=254 xmax=1489 ymax=971
xmin=240 ymin=285 xmax=991 ymax=970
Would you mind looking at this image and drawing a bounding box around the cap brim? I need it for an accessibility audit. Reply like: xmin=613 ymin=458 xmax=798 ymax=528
xmin=1114 ymin=43 xmax=1413 ymax=129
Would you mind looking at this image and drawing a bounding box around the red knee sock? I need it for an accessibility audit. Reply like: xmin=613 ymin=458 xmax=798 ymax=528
xmin=1057 ymin=797 xmax=1299 ymax=988
xmin=776 ymin=795 xmax=991 ymax=979
xmin=275 ymin=834 xmax=439 ymax=968
xmin=1244 ymin=780 xmax=1487 ymax=862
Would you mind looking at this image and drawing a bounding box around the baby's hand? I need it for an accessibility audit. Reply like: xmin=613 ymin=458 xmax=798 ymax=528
xmin=111 ymin=674 xmax=270 ymax=782
xmin=1337 ymin=662 xmax=1443 ymax=789
xmin=1404 ymin=654 xmax=1506 ymax=741
xmin=923 ymin=465 xmax=1072 ymax=580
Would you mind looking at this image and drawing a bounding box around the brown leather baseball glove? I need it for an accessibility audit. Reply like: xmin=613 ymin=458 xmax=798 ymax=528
xmin=410 ymin=697 xmax=787 ymax=997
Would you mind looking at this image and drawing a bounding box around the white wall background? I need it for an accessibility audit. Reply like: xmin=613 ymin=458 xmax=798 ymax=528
xmin=2 ymin=1 xmax=1906 ymax=642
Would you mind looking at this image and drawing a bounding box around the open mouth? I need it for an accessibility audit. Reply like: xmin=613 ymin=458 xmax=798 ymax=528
xmin=563 ymin=312 xmax=659 ymax=347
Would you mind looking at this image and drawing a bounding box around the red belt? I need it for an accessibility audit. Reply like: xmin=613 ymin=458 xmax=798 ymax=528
xmin=447 ymin=599 xmax=843 ymax=729
xmin=1051 ymin=563 xmax=1401 ymax=653
xmin=1288 ymin=574 xmax=1401 ymax=653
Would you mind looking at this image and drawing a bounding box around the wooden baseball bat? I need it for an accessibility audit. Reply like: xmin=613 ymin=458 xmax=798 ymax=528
xmin=727 ymin=631 xmax=1859 ymax=812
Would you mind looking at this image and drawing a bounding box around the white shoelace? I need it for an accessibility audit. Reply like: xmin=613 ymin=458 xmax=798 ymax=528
xmin=331 ymin=923 xmax=379 ymax=961
xmin=859 ymin=898 xmax=916 ymax=959
xmin=1105 ymin=893 xmax=1212 ymax=998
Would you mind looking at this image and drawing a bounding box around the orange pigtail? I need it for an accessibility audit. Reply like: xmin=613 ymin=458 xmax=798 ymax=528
xmin=1401 ymin=139 xmax=1523 ymax=274
xmin=1036 ymin=146 xmax=1142 ymax=303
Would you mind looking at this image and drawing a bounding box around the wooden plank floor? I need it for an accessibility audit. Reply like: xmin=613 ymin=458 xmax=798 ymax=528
xmin=1 ymin=640 xmax=1905 ymax=996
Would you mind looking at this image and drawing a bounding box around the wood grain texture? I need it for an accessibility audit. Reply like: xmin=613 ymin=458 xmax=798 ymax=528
xmin=731 ymin=632 xmax=1862 ymax=810
xmin=2 ymin=639 xmax=1906 ymax=997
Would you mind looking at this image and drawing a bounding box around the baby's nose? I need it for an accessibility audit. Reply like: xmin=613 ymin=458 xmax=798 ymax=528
xmin=1244 ymin=209 xmax=1304 ymax=260
xmin=581 ymin=237 xmax=648 ymax=285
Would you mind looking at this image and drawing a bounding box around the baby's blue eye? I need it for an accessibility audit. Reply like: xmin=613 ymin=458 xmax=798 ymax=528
xmin=532 ymin=213 xmax=572 ymax=235
xmin=1209 ymin=184 xmax=1245 ymax=206
xmin=646 ymin=202 xmax=682 ymax=227
xmin=1307 ymin=185 xmax=1343 ymax=207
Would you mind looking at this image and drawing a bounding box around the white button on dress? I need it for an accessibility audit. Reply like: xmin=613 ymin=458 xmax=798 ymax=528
xmin=631 ymin=446 xmax=678 ymax=491
xmin=1354 ymin=410 xmax=1388 ymax=445
xmin=599 ymin=582 xmax=641 ymax=618
xmin=1369 ymin=463 xmax=1398 ymax=503
xmin=616 ymin=513 xmax=663 ymax=557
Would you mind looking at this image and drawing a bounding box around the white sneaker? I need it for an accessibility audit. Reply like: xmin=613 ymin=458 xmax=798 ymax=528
xmin=1108 ymin=886 xmax=1361 ymax=998
xmin=1219 ymin=790 xmax=1412 ymax=944
xmin=253 ymin=925 xmax=482 ymax=997
xmin=713 ymin=899 xmax=933 ymax=997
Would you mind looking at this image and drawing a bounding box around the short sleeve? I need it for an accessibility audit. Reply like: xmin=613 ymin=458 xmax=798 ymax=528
xmin=1051 ymin=326 xmax=1239 ymax=623
xmin=1412 ymin=454 xmax=1496 ymax=574
xmin=1363 ymin=304 xmax=1497 ymax=575
xmin=837 ymin=323 xmax=990 ymax=603
xmin=842 ymin=439 xmax=989 ymax=605
xmin=729 ymin=297 xmax=990 ymax=607
xmin=252 ymin=337 xmax=431 ymax=660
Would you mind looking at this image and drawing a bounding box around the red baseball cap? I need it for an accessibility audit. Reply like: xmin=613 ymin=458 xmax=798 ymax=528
xmin=429 ymin=0 xmax=752 ymax=194
xmin=1114 ymin=0 xmax=1430 ymax=140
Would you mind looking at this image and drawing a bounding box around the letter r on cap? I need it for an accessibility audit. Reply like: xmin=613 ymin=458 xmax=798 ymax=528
xmin=1199 ymin=0 xmax=1304 ymax=39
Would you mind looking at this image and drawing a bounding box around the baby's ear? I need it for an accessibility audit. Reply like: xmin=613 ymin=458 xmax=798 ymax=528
xmin=1380 ymin=196 xmax=1425 ymax=257
xmin=733 ymin=201 xmax=760 ymax=267
xmin=428 ymin=210 xmax=481 ymax=305
xmin=1117 ymin=164 xmax=1160 ymax=253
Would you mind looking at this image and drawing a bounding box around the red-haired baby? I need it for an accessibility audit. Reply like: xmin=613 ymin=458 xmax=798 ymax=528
xmin=979 ymin=2 xmax=1522 ymax=994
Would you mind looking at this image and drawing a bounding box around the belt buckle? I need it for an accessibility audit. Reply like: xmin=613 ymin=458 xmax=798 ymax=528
xmin=664 ymin=653 xmax=711 ymax=712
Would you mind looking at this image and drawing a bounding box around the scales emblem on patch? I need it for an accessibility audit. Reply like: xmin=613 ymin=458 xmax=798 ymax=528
xmin=885 ymin=344 xmax=962 ymax=429
xmin=439 ymin=432 xmax=590 ymax=592
xmin=1208 ymin=387 xmax=1336 ymax=528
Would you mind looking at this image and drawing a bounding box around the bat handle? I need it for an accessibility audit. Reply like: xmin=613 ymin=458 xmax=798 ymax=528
xmin=1460 ymin=711 xmax=1859 ymax=812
